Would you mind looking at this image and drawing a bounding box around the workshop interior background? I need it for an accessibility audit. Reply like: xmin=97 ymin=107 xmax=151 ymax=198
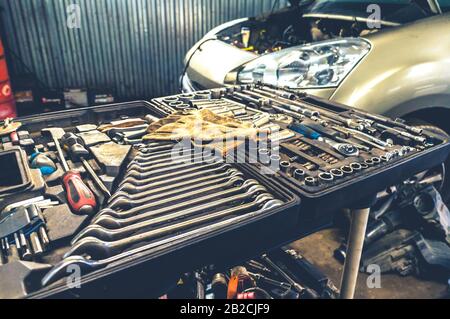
xmin=0 ymin=0 xmax=287 ymax=108
xmin=1 ymin=0 xmax=450 ymax=300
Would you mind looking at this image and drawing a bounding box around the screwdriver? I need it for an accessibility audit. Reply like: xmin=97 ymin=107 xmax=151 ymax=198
xmin=61 ymin=133 xmax=111 ymax=198
xmin=51 ymin=134 xmax=96 ymax=215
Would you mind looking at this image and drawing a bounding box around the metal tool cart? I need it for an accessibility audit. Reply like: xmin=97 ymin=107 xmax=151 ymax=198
xmin=0 ymin=85 xmax=449 ymax=299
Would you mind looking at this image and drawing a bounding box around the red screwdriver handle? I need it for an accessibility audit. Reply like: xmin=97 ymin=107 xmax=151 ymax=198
xmin=63 ymin=171 xmax=97 ymax=215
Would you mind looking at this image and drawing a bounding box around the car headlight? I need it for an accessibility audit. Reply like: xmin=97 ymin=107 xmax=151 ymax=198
xmin=236 ymin=38 xmax=370 ymax=89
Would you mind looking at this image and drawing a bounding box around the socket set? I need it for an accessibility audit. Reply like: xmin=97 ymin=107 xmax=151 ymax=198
xmin=151 ymin=84 xmax=450 ymax=214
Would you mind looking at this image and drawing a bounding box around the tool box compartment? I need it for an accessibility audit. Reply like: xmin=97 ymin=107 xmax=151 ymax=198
xmin=1 ymin=84 xmax=450 ymax=299
xmin=0 ymin=100 xmax=300 ymax=299
xmin=151 ymin=85 xmax=450 ymax=219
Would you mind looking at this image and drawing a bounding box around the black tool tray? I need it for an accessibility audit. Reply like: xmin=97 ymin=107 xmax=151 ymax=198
xmin=150 ymin=85 xmax=450 ymax=218
xmin=0 ymin=101 xmax=300 ymax=299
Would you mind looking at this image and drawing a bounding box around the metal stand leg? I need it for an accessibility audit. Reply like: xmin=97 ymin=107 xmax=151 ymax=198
xmin=339 ymin=207 xmax=371 ymax=299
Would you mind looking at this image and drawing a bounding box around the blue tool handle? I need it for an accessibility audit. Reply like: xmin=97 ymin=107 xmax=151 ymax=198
xmin=289 ymin=123 xmax=321 ymax=140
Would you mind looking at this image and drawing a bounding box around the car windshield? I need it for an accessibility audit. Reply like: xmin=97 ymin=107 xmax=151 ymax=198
xmin=303 ymin=0 xmax=438 ymax=23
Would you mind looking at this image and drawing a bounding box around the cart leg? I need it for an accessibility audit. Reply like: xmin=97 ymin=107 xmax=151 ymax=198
xmin=339 ymin=207 xmax=370 ymax=299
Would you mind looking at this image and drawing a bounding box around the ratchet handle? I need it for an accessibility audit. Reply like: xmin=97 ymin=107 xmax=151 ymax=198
xmin=63 ymin=171 xmax=96 ymax=215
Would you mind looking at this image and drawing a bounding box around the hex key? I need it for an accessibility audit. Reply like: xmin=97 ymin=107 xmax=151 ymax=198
xmin=92 ymin=180 xmax=261 ymax=225
xmin=108 ymin=171 xmax=244 ymax=210
xmin=72 ymin=188 xmax=272 ymax=243
xmin=41 ymin=198 xmax=283 ymax=287
xmin=117 ymin=164 xmax=233 ymax=191
xmin=65 ymin=194 xmax=279 ymax=259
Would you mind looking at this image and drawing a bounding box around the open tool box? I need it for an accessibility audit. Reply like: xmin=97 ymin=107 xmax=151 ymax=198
xmin=1 ymin=84 xmax=449 ymax=299
xmin=0 ymin=101 xmax=300 ymax=298
xmin=151 ymin=84 xmax=450 ymax=234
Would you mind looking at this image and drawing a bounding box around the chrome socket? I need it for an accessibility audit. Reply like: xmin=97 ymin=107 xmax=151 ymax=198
xmin=350 ymin=162 xmax=362 ymax=171
xmin=341 ymin=165 xmax=354 ymax=176
xmin=258 ymin=149 xmax=270 ymax=164
xmin=280 ymin=161 xmax=291 ymax=174
xmin=305 ymin=176 xmax=318 ymax=187
xmin=371 ymin=157 xmax=382 ymax=165
xmin=293 ymin=169 xmax=305 ymax=180
xmin=318 ymin=172 xmax=334 ymax=183
xmin=330 ymin=168 xmax=344 ymax=179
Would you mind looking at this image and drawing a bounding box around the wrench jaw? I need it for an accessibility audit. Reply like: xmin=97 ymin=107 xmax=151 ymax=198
xmin=107 ymin=168 xmax=245 ymax=208
xmin=124 ymin=160 xmax=224 ymax=179
xmin=41 ymin=256 xmax=99 ymax=287
xmin=69 ymin=191 xmax=278 ymax=259
xmin=71 ymin=225 xmax=116 ymax=244
xmin=260 ymin=198 xmax=284 ymax=210
xmin=94 ymin=176 xmax=251 ymax=224
xmin=63 ymin=237 xmax=114 ymax=260
xmin=90 ymin=215 xmax=123 ymax=229
xmin=91 ymin=209 xmax=122 ymax=226
xmin=112 ymin=175 xmax=247 ymax=214
xmin=128 ymin=153 xmax=220 ymax=171
xmin=74 ymin=192 xmax=274 ymax=244
xmin=118 ymin=163 xmax=233 ymax=188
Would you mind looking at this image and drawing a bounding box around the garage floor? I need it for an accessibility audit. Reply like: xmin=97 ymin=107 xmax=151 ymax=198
xmin=289 ymin=228 xmax=449 ymax=299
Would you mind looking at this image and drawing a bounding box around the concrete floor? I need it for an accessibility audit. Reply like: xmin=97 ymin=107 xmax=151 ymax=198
xmin=289 ymin=228 xmax=449 ymax=299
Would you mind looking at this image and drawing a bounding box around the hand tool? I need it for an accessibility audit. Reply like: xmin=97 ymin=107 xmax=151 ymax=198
xmin=126 ymin=151 xmax=219 ymax=172
xmin=97 ymin=118 xmax=149 ymax=133
xmin=42 ymin=128 xmax=96 ymax=215
xmin=61 ymin=133 xmax=111 ymax=198
xmin=73 ymin=185 xmax=269 ymax=242
xmin=248 ymin=272 xmax=292 ymax=291
xmin=260 ymin=254 xmax=319 ymax=299
xmin=92 ymin=179 xmax=261 ymax=225
xmin=340 ymin=165 xmax=354 ymax=176
xmin=352 ymin=110 xmax=423 ymax=135
xmin=122 ymin=159 xmax=226 ymax=181
xmin=227 ymin=266 xmax=256 ymax=299
xmin=103 ymin=175 xmax=247 ymax=220
xmin=109 ymin=167 xmax=241 ymax=203
xmin=290 ymin=122 xmax=359 ymax=157
xmin=66 ymin=195 xmax=280 ymax=259
xmin=107 ymin=170 xmax=244 ymax=210
xmin=130 ymin=149 xmax=213 ymax=167
xmin=281 ymin=143 xmax=326 ymax=168
xmin=304 ymin=177 xmax=317 ymax=186
xmin=29 ymin=151 xmax=57 ymax=176
xmin=330 ymin=168 xmax=344 ymax=179
xmin=42 ymin=198 xmax=283 ymax=287
xmin=211 ymin=273 xmax=228 ymax=299
xmin=242 ymin=90 xmax=319 ymax=118
xmin=117 ymin=163 xmax=233 ymax=191
xmin=0 ymin=204 xmax=49 ymax=260
xmin=318 ymin=172 xmax=334 ymax=183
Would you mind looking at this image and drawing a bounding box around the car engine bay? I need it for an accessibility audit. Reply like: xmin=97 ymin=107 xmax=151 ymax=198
xmin=216 ymin=6 xmax=385 ymax=54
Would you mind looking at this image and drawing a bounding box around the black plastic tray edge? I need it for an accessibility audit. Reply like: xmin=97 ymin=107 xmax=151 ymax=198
xmin=8 ymin=100 xmax=157 ymax=126
xmin=12 ymin=102 xmax=302 ymax=298
xmin=29 ymin=167 xmax=300 ymax=298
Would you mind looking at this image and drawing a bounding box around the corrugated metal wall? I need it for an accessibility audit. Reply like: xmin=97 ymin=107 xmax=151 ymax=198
xmin=0 ymin=0 xmax=288 ymax=99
